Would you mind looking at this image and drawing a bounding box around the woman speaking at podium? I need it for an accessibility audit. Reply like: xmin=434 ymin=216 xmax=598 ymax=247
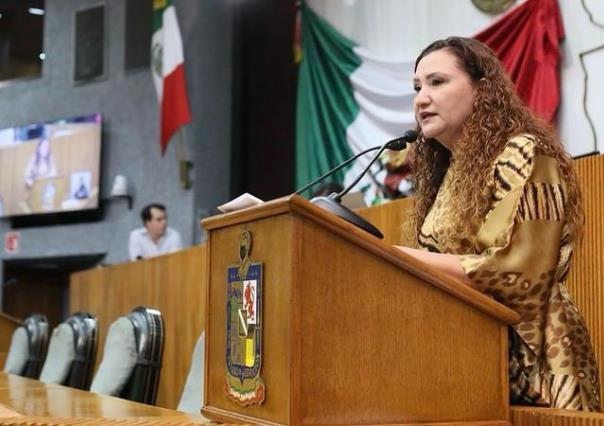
xmin=24 ymin=135 xmax=57 ymax=187
xmin=397 ymin=37 xmax=601 ymax=411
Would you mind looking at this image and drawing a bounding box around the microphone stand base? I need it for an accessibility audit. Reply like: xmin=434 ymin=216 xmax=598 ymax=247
xmin=310 ymin=195 xmax=384 ymax=239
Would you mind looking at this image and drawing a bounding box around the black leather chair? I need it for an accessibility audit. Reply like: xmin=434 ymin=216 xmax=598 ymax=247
xmin=119 ymin=306 xmax=165 ymax=405
xmin=38 ymin=312 xmax=98 ymax=389
xmin=23 ymin=314 xmax=50 ymax=378
xmin=65 ymin=312 xmax=98 ymax=389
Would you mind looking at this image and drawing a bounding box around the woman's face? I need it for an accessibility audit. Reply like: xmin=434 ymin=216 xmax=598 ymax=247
xmin=413 ymin=49 xmax=477 ymax=151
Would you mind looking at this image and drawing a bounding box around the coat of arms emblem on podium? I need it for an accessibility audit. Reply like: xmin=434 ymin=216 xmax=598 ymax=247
xmin=225 ymin=230 xmax=265 ymax=406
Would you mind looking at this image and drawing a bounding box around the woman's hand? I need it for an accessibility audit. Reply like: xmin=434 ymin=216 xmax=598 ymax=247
xmin=395 ymin=245 xmax=472 ymax=286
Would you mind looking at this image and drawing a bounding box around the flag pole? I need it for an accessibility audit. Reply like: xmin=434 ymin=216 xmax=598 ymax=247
xmin=177 ymin=126 xmax=192 ymax=189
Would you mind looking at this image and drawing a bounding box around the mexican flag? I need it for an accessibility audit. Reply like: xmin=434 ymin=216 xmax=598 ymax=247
xmin=296 ymin=3 xmax=415 ymax=204
xmin=151 ymin=0 xmax=192 ymax=155
xmin=297 ymin=1 xmax=562 ymax=203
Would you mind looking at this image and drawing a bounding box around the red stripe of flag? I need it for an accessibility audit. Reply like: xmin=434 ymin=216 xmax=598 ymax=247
xmin=160 ymin=63 xmax=192 ymax=154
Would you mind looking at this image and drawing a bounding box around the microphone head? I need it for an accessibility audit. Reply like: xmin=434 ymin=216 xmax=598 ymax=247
xmin=401 ymin=129 xmax=418 ymax=141
xmin=385 ymin=130 xmax=418 ymax=151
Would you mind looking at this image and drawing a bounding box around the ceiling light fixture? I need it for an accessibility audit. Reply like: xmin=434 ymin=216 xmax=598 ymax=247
xmin=28 ymin=7 xmax=45 ymax=16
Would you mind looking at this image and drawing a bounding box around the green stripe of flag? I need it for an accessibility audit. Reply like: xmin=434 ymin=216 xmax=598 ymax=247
xmin=295 ymin=2 xmax=362 ymax=193
xmin=152 ymin=0 xmax=170 ymax=31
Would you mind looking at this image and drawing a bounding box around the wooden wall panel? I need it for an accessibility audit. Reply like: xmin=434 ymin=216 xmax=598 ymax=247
xmin=0 ymin=312 xmax=20 ymax=369
xmin=69 ymin=245 xmax=206 ymax=410
xmin=356 ymin=197 xmax=413 ymax=246
xmin=567 ymin=154 xmax=604 ymax=401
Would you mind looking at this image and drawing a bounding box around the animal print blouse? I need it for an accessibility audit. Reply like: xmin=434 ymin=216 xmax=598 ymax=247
xmin=418 ymin=134 xmax=601 ymax=411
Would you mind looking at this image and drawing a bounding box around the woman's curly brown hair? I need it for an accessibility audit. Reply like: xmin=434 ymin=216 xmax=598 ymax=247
xmin=406 ymin=37 xmax=583 ymax=252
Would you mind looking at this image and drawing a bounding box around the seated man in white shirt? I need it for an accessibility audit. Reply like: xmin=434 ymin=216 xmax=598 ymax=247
xmin=128 ymin=203 xmax=183 ymax=261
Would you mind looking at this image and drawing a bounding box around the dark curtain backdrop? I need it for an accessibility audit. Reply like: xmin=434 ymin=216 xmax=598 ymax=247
xmin=230 ymin=0 xmax=297 ymax=200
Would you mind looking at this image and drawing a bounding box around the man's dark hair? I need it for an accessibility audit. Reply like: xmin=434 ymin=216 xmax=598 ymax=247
xmin=141 ymin=203 xmax=166 ymax=224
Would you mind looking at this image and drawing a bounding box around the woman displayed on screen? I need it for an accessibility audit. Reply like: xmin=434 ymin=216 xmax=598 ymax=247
xmin=24 ymin=136 xmax=57 ymax=187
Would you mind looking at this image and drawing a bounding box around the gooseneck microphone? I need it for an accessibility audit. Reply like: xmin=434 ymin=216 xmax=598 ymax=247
xmin=300 ymin=129 xmax=418 ymax=239
xmin=337 ymin=129 xmax=417 ymax=200
xmin=294 ymin=130 xmax=417 ymax=197
xmin=294 ymin=146 xmax=380 ymax=197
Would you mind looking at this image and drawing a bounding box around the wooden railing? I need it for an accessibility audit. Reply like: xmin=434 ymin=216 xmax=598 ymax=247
xmin=357 ymin=197 xmax=412 ymax=246
xmin=567 ymin=154 xmax=604 ymax=396
xmin=70 ymin=245 xmax=206 ymax=410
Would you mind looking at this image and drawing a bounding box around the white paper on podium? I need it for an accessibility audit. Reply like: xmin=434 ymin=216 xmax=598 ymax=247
xmin=217 ymin=193 xmax=264 ymax=213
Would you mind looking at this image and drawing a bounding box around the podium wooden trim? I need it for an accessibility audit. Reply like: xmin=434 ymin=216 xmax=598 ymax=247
xmin=201 ymin=195 xmax=519 ymax=425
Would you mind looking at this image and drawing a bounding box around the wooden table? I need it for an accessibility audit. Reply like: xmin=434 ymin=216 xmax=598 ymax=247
xmin=0 ymin=372 xmax=215 ymax=425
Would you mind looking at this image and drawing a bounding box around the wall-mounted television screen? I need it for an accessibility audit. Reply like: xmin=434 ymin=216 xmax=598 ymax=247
xmin=0 ymin=113 xmax=102 ymax=218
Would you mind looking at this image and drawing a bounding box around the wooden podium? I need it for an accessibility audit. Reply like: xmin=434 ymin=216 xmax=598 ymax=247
xmin=201 ymin=195 xmax=519 ymax=425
